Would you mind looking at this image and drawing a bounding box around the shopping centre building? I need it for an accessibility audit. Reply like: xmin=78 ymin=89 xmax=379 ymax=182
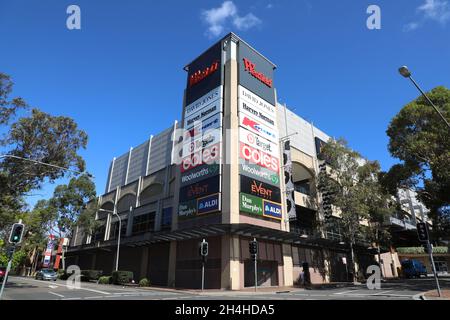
xmin=66 ymin=33 xmax=431 ymax=289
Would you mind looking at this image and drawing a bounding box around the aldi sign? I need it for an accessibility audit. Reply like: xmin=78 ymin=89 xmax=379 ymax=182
xmin=263 ymin=201 xmax=282 ymax=220
xmin=198 ymin=193 xmax=221 ymax=215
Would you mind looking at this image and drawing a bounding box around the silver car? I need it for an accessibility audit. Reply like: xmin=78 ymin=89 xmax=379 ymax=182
xmin=35 ymin=269 xmax=57 ymax=281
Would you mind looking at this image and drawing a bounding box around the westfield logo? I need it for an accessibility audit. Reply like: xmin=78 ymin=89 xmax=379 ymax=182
xmin=189 ymin=60 xmax=219 ymax=87
xmin=243 ymin=58 xmax=273 ymax=88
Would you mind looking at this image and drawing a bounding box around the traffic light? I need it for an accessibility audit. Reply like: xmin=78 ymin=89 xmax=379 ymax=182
xmin=199 ymin=240 xmax=208 ymax=257
xmin=249 ymin=240 xmax=258 ymax=255
xmin=9 ymin=223 xmax=24 ymax=244
xmin=416 ymin=222 xmax=429 ymax=242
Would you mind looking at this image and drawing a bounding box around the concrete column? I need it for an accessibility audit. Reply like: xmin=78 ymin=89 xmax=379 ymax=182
xmin=322 ymin=249 xmax=331 ymax=283
xmin=140 ymin=247 xmax=149 ymax=280
xmin=220 ymin=234 xmax=241 ymax=290
xmin=221 ymin=40 xmax=239 ymax=225
xmin=282 ymin=243 xmax=293 ymax=287
xmin=167 ymin=241 xmax=177 ymax=287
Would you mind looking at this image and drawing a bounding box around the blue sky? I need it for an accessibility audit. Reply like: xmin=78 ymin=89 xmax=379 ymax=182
xmin=0 ymin=0 xmax=449 ymax=207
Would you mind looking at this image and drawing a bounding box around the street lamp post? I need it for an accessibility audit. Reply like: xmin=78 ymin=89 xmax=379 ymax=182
xmin=398 ymin=66 xmax=450 ymax=129
xmin=98 ymin=206 xmax=129 ymax=272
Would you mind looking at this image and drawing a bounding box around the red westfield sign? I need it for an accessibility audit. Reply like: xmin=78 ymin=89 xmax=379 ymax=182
xmin=240 ymin=142 xmax=279 ymax=172
xmin=243 ymin=58 xmax=273 ymax=88
xmin=189 ymin=60 xmax=220 ymax=87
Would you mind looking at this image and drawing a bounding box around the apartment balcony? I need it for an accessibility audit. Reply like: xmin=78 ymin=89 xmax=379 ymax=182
xmin=388 ymin=216 xmax=416 ymax=231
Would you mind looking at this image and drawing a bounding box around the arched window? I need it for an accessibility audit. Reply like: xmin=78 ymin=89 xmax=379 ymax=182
xmin=98 ymin=202 xmax=114 ymax=220
xmin=292 ymin=162 xmax=314 ymax=196
xmin=140 ymin=183 xmax=163 ymax=205
xmin=117 ymin=193 xmax=136 ymax=213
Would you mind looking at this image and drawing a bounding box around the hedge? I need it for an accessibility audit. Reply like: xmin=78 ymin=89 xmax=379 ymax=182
xmin=80 ymin=270 xmax=103 ymax=281
xmin=98 ymin=276 xmax=113 ymax=285
xmin=397 ymin=246 xmax=449 ymax=254
xmin=139 ymin=278 xmax=150 ymax=287
xmin=112 ymin=271 xmax=134 ymax=285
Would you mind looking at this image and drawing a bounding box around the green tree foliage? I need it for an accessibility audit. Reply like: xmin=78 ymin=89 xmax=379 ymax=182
xmin=383 ymin=86 xmax=450 ymax=239
xmin=0 ymin=72 xmax=89 ymax=231
xmin=48 ymin=175 xmax=97 ymax=238
xmin=318 ymin=139 xmax=394 ymax=280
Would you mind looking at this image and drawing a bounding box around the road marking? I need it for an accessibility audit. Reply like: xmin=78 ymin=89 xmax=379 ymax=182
xmin=370 ymin=290 xmax=392 ymax=296
xmin=48 ymin=285 xmax=58 ymax=289
xmin=48 ymin=291 xmax=65 ymax=298
xmin=334 ymin=290 xmax=360 ymax=295
xmin=15 ymin=277 xmax=111 ymax=295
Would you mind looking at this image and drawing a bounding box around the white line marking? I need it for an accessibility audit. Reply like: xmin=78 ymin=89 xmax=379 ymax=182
xmin=17 ymin=277 xmax=111 ymax=295
xmin=48 ymin=291 xmax=65 ymax=298
xmin=334 ymin=290 xmax=360 ymax=295
xmin=48 ymin=285 xmax=58 ymax=289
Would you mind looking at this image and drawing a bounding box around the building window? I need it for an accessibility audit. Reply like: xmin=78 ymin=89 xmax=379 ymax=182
xmin=161 ymin=207 xmax=172 ymax=231
xmin=132 ymin=213 xmax=154 ymax=235
xmin=110 ymin=219 xmax=128 ymax=240
xmin=93 ymin=225 xmax=106 ymax=242
xmin=294 ymin=179 xmax=311 ymax=195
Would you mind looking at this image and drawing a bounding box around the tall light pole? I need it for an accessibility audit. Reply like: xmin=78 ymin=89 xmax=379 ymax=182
xmin=98 ymin=207 xmax=128 ymax=272
xmin=398 ymin=66 xmax=450 ymax=129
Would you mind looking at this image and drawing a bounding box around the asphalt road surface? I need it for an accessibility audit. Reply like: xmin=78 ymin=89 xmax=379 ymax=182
xmin=1 ymin=276 xmax=449 ymax=300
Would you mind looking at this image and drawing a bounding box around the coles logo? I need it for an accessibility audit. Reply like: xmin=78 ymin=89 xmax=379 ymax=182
xmin=243 ymin=58 xmax=273 ymax=88
xmin=240 ymin=142 xmax=279 ymax=172
xmin=181 ymin=143 xmax=220 ymax=173
xmin=189 ymin=60 xmax=219 ymax=87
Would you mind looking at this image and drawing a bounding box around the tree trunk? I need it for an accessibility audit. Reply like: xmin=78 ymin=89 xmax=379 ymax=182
xmin=350 ymin=241 xmax=357 ymax=283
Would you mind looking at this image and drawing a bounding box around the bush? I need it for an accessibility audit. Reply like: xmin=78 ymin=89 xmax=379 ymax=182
xmin=139 ymin=278 xmax=150 ymax=287
xmin=112 ymin=271 xmax=134 ymax=285
xmin=80 ymin=270 xmax=103 ymax=281
xmin=57 ymin=269 xmax=69 ymax=280
xmin=98 ymin=276 xmax=112 ymax=285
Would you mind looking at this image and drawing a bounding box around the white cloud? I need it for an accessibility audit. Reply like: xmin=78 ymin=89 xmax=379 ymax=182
xmin=403 ymin=0 xmax=450 ymax=31
xmin=417 ymin=0 xmax=450 ymax=23
xmin=201 ymin=1 xmax=262 ymax=38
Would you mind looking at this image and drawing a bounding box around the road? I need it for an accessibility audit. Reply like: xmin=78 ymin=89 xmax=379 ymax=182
xmin=1 ymin=276 xmax=449 ymax=300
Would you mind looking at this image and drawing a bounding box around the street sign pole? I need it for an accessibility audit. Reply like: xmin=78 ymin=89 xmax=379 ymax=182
xmin=0 ymin=244 xmax=16 ymax=300
xmin=427 ymin=240 xmax=442 ymax=297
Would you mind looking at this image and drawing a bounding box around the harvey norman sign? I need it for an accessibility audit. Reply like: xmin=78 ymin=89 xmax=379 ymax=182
xmin=184 ymin=86 xmax=222 ymax=120
xmin=238 ymin=86 xmax=276 ymax=118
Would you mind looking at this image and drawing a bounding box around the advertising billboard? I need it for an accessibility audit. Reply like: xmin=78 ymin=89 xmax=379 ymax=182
xmin=179 ymin=193 xmax=222 ymax=217
xmin=179 ymin=175 xmax=221 ymax=203
xmin=239 ymin=193 xmax=282 ymax=220
xmin=239 ymin=99 xmax=276 ymax=128
xmin=239 ymin=114 xmax=279 ymax=143
xmin=180 ymin=163 xmax=221 ymax=187
xmin=184 ymin=90 xmax=222 ymax=128
xmin=238 ymin=85 xmax=276 ymax=118
xmin=184 ymin=112 xmax=222 ymax=140
xmin=185 ymin=42 xmax=223 ymax=106
xmin=240 ymin=175 xmax=281 ymax=203
xmin=239 ymin=162 xmax=280 ymax=187
xmin=239 ymin=142 xmax=280 ymax=172
xmin=238 ymin=41 xmax=275 ymax=106
xmin=181 ymin=142 xmax=221 ymax=173
xmin=239 ymin=127 xmax=279 ymax=158
xmin=182 ymin=128 xmax=222 ymax=156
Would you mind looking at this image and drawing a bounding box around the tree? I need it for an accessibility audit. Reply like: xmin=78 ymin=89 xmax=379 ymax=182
xmin=383 ymin=86 xmax=450 ymax=240
xmin=48 ymin=175 xmax=97 ymax=239
xmin=0 ymin=72 xmax=89 ymax=230
xmin=318 ymin=139 xmax=393 ymax=281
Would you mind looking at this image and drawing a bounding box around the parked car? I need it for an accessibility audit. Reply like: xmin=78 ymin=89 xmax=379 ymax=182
xmin=35 ymin=268 xmax=57 ymax=281
xmin=401 ymin=259 xmax=427 ymax=278
xmin=0 ymin=266 xmax=7 ymax=283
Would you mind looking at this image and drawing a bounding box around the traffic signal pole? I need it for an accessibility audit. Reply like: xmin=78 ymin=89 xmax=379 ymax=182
xmin=0 ymin=244 xmax=16 ymax=300
xmin=427 ymin=240 xmax=442 ymax=298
